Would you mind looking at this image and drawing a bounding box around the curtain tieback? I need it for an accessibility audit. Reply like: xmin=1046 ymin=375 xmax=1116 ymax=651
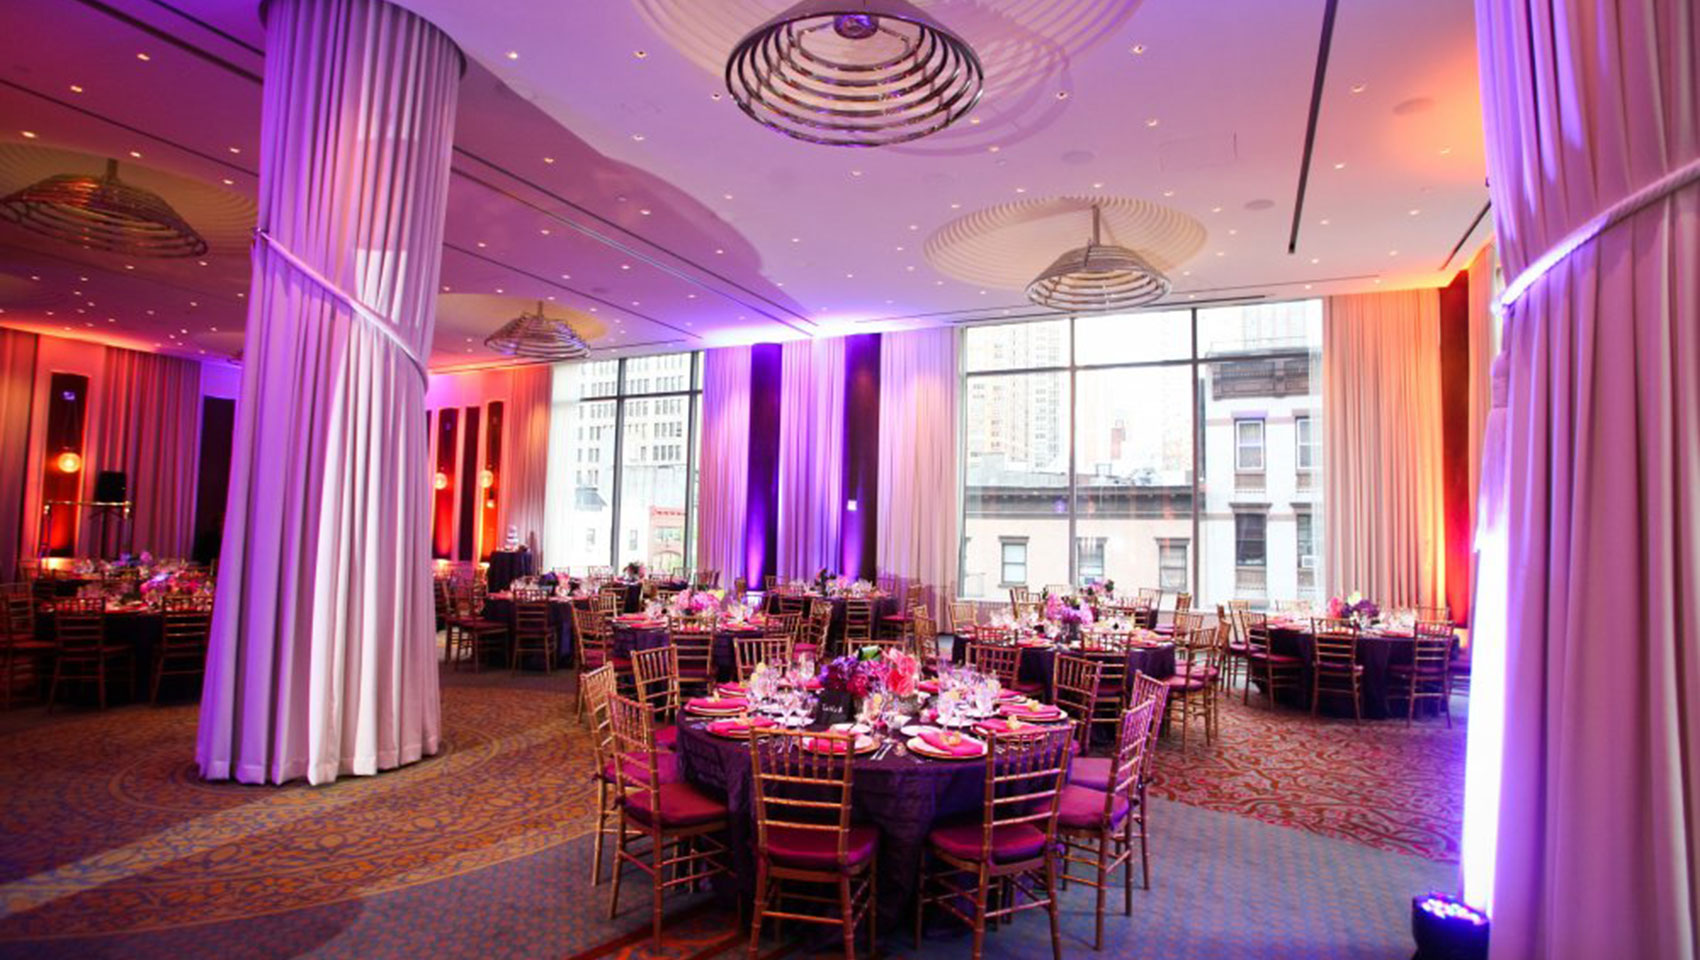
xmin=252 ymin=229 xmax=431 ymax=385
xmin=1500 ymin=154 xmax=1700 ymax=311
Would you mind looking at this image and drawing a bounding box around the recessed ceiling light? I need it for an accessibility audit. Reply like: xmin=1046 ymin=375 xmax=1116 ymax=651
xmin=1130 ymin=44 xmax=1146 ymax=55
xmin=495 ymin=287 xmax=504 ymax=293
xmin=1211 ymin=206 xmax=1223 ymax=213
xmin=129 ymin=150 xmax=142 ymax=158
xmin=1438 ymin=146 xmax=1453 ymax=155
xmin=227 ymin=146 xmax=241 ymax=154
xmin=1333 ymin=162 xmax=1346 ymax=170
xmin=631 ymin=133 xmax=645 ymax=142
xmin=543 ymin=156 xmax=556 ymax=164
xmin=559 ymin=273 xmax=571 ymax=280
xmin=1091 ymin=182 xmax=1104 ymax=189
xmin=620 ymin=263 xmax=631 ymax=270
xmin=1014 ymin=186 xmax=1026 ymax=193
xmin=1388 ymin=250 xmax=1399 ymax=256
xmin=221 ymin=178 xmax=234 ymax=185
xmin=20 ymin=130 xmax=37 ymax=139
xmin=949 ymin=202 xmax=961 ymax=209
xmin=1408 ymin=208 xmax=1421 ymax=216
xmin=1304 ymin=284 xmax=1313 ymax=290
xmin=715 ymin=248 xmax=724 ymax=255
xmin=790 ymin=237 xmax=800 ymax=243
xmin=987 ymin=145 xmax=1000 ymax=153
xmin=1228 ymin=229 xmax=1238 ymax=235
xmin=442 ymin=284 xmax=451 ymax=292
xmin=540 ymin=228 xmax=551 ymax=235
xmin=476 ymin=241 xmax=486 ymax=248
xmin=68 ymin=84 xmax=83 ymax=93
xmin=1145 ymin=118 xmax=1159 ymax=127
xmin=1056 ymin=91 xmax=1069 ymax=100
xmin=1215 ymin=251 xmax=1225 ymax=257
xmin=710 ymin=92 xmax=722 ymax=101
xmin=124 ymin=264 xmax=134 ymax=270
xmin=1310 ymin=257 xmax=1321 ymax=264
xmin=136 ymin=52 xmax=151 ymax=61
xmin=1374 ymin=278 xmax=1383 ymax=284
xmin=631 ymin=300 xmax=640 ymax=306
xmin=1320 ymin=218 xmax=1331 ymax=225
xmin=633 ymin=50 xmax=647 ymax=59
xmin=1162 ymin=189 xmax=1175 ymax=197
xmin=846 ymin=274 xmax=855 ymax=279
xmin=968 ymin=116 xmax=981 ymax=125
xmin=505 ymin=51 xmax=520 ymax=60
xmin=907 ymin=224 xmax=919 ymax=231
xmin=1350 ymin=83 xmax=1367 ymax=94
xmin=850 ymin=170 xmax=863 ymax=177
xmin=197 ymin=260 xmax=208 ymax=266
xmin=895 ymin=245 xmax=905 ymax=252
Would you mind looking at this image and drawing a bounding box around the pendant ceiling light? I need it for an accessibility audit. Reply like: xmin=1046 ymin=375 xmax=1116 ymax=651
xmin=725 ymin=0 xmax=983 ymax=147
xmin=1026 ymin=206 xmax=1171 ymax=312
xmin=483 ymin=301 xmax=591 ymax=361
xmin=0 ymin=158 xmax=208 ymax=258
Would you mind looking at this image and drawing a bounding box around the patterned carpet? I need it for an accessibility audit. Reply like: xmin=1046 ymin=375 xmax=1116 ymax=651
xmin=0 ymin=668 xmax=1463 ymax=958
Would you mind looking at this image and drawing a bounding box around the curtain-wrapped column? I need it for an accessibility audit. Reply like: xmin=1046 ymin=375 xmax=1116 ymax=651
xmin=197 ymin=0 xmax=461 ymax=785
xmin=875 ymin=328 xmax=959 ymax=616
xmin=1472 ymin=0 xmax=1700 ymax=956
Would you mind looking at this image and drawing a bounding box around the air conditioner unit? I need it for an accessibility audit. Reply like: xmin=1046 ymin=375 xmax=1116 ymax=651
xmin=1299 ymin=555 xmax=1317 ymax=570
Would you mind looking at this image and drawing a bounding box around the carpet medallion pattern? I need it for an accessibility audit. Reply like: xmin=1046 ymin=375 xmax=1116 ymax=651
xmin=0 ymin=683 xmax=597 ymax=939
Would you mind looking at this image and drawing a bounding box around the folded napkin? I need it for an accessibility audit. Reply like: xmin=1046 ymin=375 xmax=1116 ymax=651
xmin=1001 ymin=702 xmax=1064 ymax=720
xmin=918 ymin=679 xmax=941 ymax=694
xmin=804 ymin=678 xmax=823 ymax=691
xmin=973 ymin=717 xmax=1034 ymax=735
xmin=918 ymin=729 xmax=985 ymax=757
xmin=996 ymin=690 xmax=1024 ymax=701
xmin=716 ymin=682 xmax=749 ymax=696
xmin=687 ymin=696 xmax=748 ymax=711
xmin=707 ymin=717 xmax=771 ymax=736
xmin=803 ymin=735 xmax=863 ymax=755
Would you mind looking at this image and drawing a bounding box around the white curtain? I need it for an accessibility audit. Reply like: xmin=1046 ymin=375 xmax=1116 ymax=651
xmin=695 ymin=346 xmax=751 ymax=581
xmin=776 ymin=337 xmax=844 ymax=580
xmin=82 ymin=347 xmax=203 ymax=559
xmin=502 ymin=364 xmax=551 ymax=561
xmin=197 ymin=0 xmax=459 ymax=785
xmin=1322 ymin=289 xmax=1446 ymax=609
xmin=875 ymin=328 xmax=958 ymax=616
xmin=1474 ymin=1 xmax=1700 ymax=956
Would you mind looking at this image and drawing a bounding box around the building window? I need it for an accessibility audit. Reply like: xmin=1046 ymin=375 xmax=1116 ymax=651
xmin=1235 ymin=418 xmax=1266 ymax=471
xmin=1157 ymin=539 xmax=1189 ymax=591
xmin=1234 ymin=511 xmax=1267 ymax=567
xmin=1000 ymin=538 xmax=1028 ymax=587
xmin=1076 ymin=536 xmax=1106 ymax=583
xmin=1295 ymin=415 xmax=1318 ymax=471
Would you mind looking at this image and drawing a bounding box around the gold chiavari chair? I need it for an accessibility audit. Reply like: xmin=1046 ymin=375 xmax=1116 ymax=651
xmin=0 ymin=585 xmax=50 ymax=710
xmin=746 ymin=729 xmax=878 ymax=960
xmin=915 ymin=724 xmax=1073 ymax=960
xmin=1073 ymin=636 xmax=1131 ymax=751
xmin=510 ymin=597 xmax=555 ymax=673
xmin=574 ymin=603 xmax=613 ymax=720
xmin=913 ymin=607 xmax=941 ymax=673
xmin=732 ymin=577 xmax=748 ymax=602
xmin=48 ymin=595 xmax=130 ymax=711
xmin=1242 ymin=611 xmax=1302 ymax=708
xmin=585 ymin=665 xmax=665 ymax=887
xmin=1417 ymin=604 xmax=1452 ymax=625
xmin=842 ymin=598 xmax=875 ymax=649
xmin=1310 ymin=617 xmax=1363 ymax=722
xmin=607 ymin=695 xmax=729 ymax=948
xmin=1223 ymin=599 xmax=1254 ymax=690
xmin=445 ymin=580 xmax=508 ymax=671
xmin=1172 ymin=592 xmax=1193 ymax=617
xmin=692 ymin=568 xmax=720 ymax=590
xmin=880 ymin=582 xmax=925 ymax=641
xmin=734 ymin=636 xmax=794 ymax=681
xmin=765 ymin=612 xmax=803 ymax=648
xmin=1389 ymin=620 xmax=1456 ymax=727
xmin=630 ymin=645 xmax=681 ymax=751
xmin=1069 ymin=672 xmax=1170 ymax=891
xmin=1051 ymin=654 xmax=1103 ymax=755
xmin=595 ymin=590 xmax=622 ymax=620
xmin=1165 ymin=615 xmax=1224 ymax=748
xmin=656 ymin=586 xmax=680 ymax=607
xmin=153 ymin=595 xmax=211 ymax=703
xmin=432 ymin=577 xmax=450 ymax=631
xmin=1058 ymin=696 xmax=1157 ymax=951
xmin=948 ymin=600 xmax=978 ymax=642
xmin=801 ymin=599 xmax=833 ymax=658
xmin=671 ymin=624 xmax=717 ymax=697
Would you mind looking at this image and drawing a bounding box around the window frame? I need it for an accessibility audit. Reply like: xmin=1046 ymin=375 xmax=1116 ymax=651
xmin=1295 ymin=414 xmax=1318 ymax=472
xmin=1156 ymin=538 xmax=1189 ymax=592
xmin=999 ymin=537 xmax=1029 ymax=588
xmin=1235 ymin=417 xmax=1266 ymax=472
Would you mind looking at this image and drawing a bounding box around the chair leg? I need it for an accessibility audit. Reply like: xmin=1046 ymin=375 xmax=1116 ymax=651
xmin=840 ymin=875 xmax=857 ymax=960
xmin=1093 ymin=832 xmax=1109 ymax=950
xmin=970 ymin=864 xmax=988 ymax=960
xmin=1046 ymin=853 xmax=1064 ymax=960
xmin=46 ymin=656 xmax=61 ymax=713
xmin=591 ymin=780 xmax=608 ymax=886
xmin=651 ymin=838 xmax=665 ymax=949
xmin=607 ymin=833 xmax=625 ymax=920
xmin=748 ymin=863 xmax=767 ymax=960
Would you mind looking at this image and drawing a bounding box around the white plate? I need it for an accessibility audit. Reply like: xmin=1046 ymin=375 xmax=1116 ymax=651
xmin=906 ymin=734 xmax=987 ymax=760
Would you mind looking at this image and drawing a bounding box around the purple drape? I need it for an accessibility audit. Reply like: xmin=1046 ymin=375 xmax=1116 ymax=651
xmin=197 ymin=0 xmax=459 ymax=785
xmin=82 ymin=347 xmax=202 ymax=559
xmin=1475 ymin=0 xmax=1700 ymax=955
xmin=776 ymin=337 xmax=844 ymax=580
xmin=0 ymin=330 xmax=35 ymax=582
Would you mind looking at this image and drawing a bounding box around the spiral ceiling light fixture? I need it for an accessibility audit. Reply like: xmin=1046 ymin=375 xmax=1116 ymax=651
xmin=1025 ymin=206 xmax=1171 ymax=312
xmin=725 ymin=0 xmax=984 ymax=147
xmin=483 ymin=301 xmax=591 ymax=361
xmin=0 ymin=158 xmax=208 ymax=258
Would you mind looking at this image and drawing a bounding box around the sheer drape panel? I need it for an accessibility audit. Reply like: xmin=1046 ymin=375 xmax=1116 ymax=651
xmin=82 ymin=348 xmax=202 ymax=559
xmin=1322 ymin=290 xmax=1446 ymax=608
xmin=503 ymin=364 xmax=551 ymax=560
xmin=197 ymin=0 xmax=458 ymax=785
xmin=696 ymin=346 xmax=751 ymax=579
xmin=875 ymin=328 xmax=958 ymax=616
xmin=776 ymin=337 xmax=844 ymax=579
xmin=1475 ymin=2 xmax=1700 ymax=955
xmin=0 ymin=330 xmax=34 ymax=582
xmin=1465 ymin=245 xmax=1496 ymax=516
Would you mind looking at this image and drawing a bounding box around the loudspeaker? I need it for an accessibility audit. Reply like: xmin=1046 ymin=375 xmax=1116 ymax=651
xmin=94 ymin=470 xmax=127 ymax=503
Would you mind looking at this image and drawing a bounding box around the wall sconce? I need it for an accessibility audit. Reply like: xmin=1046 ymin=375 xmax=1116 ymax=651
xmin=56 ymin=451 xmax=82 ymax=474
xmin=480 ymin=469 xmax=495 ymax=489
xmin=433 ymin=471 xmax=448 ymax=491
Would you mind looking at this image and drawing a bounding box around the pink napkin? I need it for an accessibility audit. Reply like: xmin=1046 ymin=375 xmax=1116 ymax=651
xmin=804 ymin=678 xmax=824 ymax=691
xmin=973 ymin=718 xmax=1033 ymax=735
xmin=918 ymin=680 xmax=941 ymax=694
xmin=918 ymin=730 xmax=985 ymax=757
xmin=996 ymin=690 xmax=1024 ymax=701
xmin=688 ymin=696 xmax=748 ymax=711
xmin=708 ymin=717 xmax=771 ymax=736
xmin=803 ymin=735 xmax=856 ymax=754
xmin=1000 ymin=702 xmax=1065 ymax=721
xmin=717 ymin=682 xmax=749 ymax=696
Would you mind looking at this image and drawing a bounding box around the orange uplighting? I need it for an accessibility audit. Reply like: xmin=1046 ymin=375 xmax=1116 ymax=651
xmin=480 ymin=469 xmax=495 ymax=489
xmin=56 ymin=451 xmax=82 ymax=474
xmin=433 ymin=471 xmax=448 ymax=491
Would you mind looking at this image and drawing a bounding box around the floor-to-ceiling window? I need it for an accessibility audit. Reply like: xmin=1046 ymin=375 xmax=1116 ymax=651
xmin=959 ymin=301 xmax=1323 ymax=608
xmin=545 ymin=351 xmax=701 ymax=575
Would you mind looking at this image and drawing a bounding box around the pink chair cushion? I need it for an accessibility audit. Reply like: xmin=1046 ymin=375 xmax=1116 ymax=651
xmin=928 ymin=821 xmax=1048 ymax=864
xmin=795 ymin=643 xmax=821 ymax=656
xmin=1055 ymin=784 xmax=1131 ymax=830
xmin=1068 ymin=756 xmax=1113 ymax=791
xmin=603 ymin=751 xmax=680 ymax=786
xmin=1164 ymin=675 xmax=1208 ymax=692
xmin=622 ymin=782 xmax=729 ymax=829
xmin=1011 ymin=681 xmax=1047 ymax=697
xmin=1247 ymin=651 xmax=1302 ymax=664
xmin=763 ymin=823 xmax=879 ymax=870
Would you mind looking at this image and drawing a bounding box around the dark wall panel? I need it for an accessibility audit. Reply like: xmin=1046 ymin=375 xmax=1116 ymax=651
xmin=433 ymin=409 xmax=458 ymax=560
xmin=456 ymin=406 xmax=481 ymax=562
xmin=191 ymin=396 xmax=236 ymax=565
xmin=39 ymin=372 xmax=89 ymax=557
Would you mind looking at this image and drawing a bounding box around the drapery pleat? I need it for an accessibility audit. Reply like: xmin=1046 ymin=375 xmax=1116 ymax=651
xmin=1322 ymin=290 xmax=1446 ymax=608
xmin=695 ymin=346 xmax=751 ymax=581
xmin=1475 ymin=1 xmax=1700 ymax=954
xmin=81 ymin=347 xmax=202 ymax=559
xmin=776 ymin=337 xmax=844 ymax=580
xmin=0 ymin=330 xmax=35 ymax=582
xmin=875 ymin=328 xmax=958 ymax=616
xmin=1465 ymin=245 xmax=1496 ymax=524
xmin=197 ymin=0 xmax=459 ymax=785
xmin=502 ymin=364 xmax=551 ymax=560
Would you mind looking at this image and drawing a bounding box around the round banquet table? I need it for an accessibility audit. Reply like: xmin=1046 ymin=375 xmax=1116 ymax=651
xmin=484 ymin=549 xmax=533 ymax=594
xmin=1266 ymin=624 xmax=1441 ymax=719
xmin=675 ymin=716 xmax=992 ymax=931
xmin=950 ymin=633 xmax=1177 ymax=690
xmin=610 ymin=620 xmax=770 ymax=681
xmin=780 ymin=593 xmax=900 ymax=648
xmin=33 ymin=605 xmax=165 ymax=705
xmin=481 ymin=595 xmax=581 ymax=664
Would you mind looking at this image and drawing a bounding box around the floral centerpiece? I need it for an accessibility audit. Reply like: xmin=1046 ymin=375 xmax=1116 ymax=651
xmin=1080 ymin=579 xmax=1115 ymax=604
xmin=622 ymin=561 xmax=646 ymax=580
xmin=1044 ymin=592 xmax=1095 ymax=641
xmin=139 ymin=568 xmax=211 ymax=606
xmin=670 ymin=589 xmax=721 ymax=618
xmin=1328 ymin=591 xmax=1380 ymax=627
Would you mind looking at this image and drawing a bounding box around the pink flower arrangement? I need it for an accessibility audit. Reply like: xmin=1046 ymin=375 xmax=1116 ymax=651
xmin=1045 ymin=592 xmax=1095 ymax=626
xmin=671 ymin=590 xmax=720 ymax=616
xmin=883 ymin=649 xmax=920 ymax=698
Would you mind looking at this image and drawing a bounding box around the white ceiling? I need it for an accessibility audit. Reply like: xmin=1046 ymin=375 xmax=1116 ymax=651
xmin=0 ymin=0 xmax=1488 ymax=369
